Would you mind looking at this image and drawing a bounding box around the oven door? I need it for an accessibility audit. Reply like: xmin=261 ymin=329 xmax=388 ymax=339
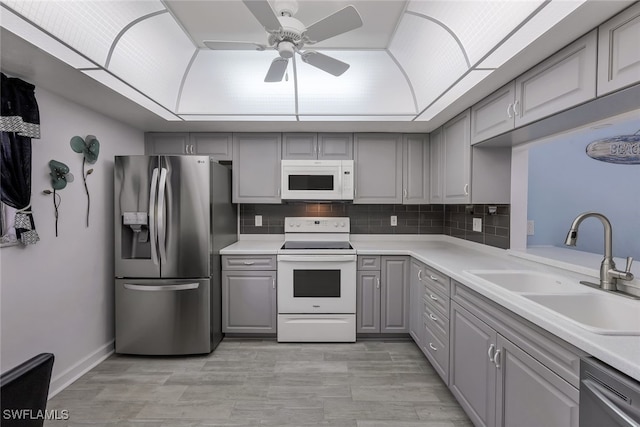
xmin=281 ymin=161 xmax=343 ymax=200
xmin=277 ymin=254 xmax=356 ymax=314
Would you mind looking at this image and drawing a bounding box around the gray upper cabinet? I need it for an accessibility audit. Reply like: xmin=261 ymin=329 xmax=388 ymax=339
xmin=429 ymin=127 xmax=444 ymax=204
xmin=145 ymin=132 xmax=190 ymax=155
xmin=232 ymin=133 xmax=282 ymax=204
xmin=514 ymin=30 xmax=597 ymax=127
xmin=470 ymin=82 xmax=516 ymax=145
xmin=353 ymin=133 xmax=403 ymax=204
xmin=282 ymin=133 xmax=353 ymax=159
xmin=189 ymin=133 xmax=233 ymax=161
xmin=442 ymin=110 xmax=471 ymax=204
xmin=380 ymin=256 xmax=410 ymax=333
xmin=597 ymin=2 xmax=640 ymax=96
xmin=402 ymin=134 xmax=430 ymax=204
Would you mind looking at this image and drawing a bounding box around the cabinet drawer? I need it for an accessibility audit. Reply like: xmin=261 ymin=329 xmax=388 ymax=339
xmin=423 ymin=286 xmax=449 ymax=319
xmin=422 ymin=265 xmax=450 ymax=296
xmin=222 ymin=255 xmax=277 ymax=270
xmin=358 ymin=255 xmax=381 ymax=270
xmin=424 ymin=309 xmax=449 ymax=343
xmin=422 ymin=322 xmax=449 ymax=384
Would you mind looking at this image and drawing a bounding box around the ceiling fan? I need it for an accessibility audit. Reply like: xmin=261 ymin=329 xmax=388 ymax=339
xmin=203 ymin=0 xmax=363 ymax=82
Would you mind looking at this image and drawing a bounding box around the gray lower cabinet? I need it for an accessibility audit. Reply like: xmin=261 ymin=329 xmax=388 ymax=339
xmin=409 ymin=260 xmax=425 ymax=345
xmin=450 ymin=282 xmax=582 ymax=427
xmin=353 ymin=134 xmax=403 ymax=204
xmin=232 ymin=133 xmax=282 ymax=203
xmin=356 ymin=256 xmax=409 ymax=334
xmin=221 ymin=255 xmax=277 ymax=334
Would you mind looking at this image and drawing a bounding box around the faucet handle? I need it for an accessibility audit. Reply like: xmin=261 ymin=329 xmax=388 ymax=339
xmin=625 ymin=257 xmax=634 ymax=273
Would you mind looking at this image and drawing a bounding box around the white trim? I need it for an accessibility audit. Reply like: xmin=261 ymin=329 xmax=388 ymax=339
xmin=48 ymin=340 xmax=114 ymax=399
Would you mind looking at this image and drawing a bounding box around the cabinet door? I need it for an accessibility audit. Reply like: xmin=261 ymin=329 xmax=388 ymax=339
xmin=282 ymin=133 xmax=318 ymax=160
xmin=409 ymin=260 xmax=425 ymax=345
xmin=597 ymin=2 xmax=640 ymax=96
xmin=380 ymin=256 xmax=410 ymax=333
xmin=429 ymin=127 xmax=444 ymax=204
xmin=471 ymin=82 xmax=516 ymax=145
xmin=356 ymin=270 xmax=381 ymax=333
xmin=318 ymin=133 xmax=353 ymax=160
xmin=232 ymin=133 xmax=282 ymax=203
xmin=496 ymin=336 xmax=579 ymax=427
xmin=450 ymin=302 xmax=496 ymax=427
xmin=402 ymin=134 xmax=430 ymax=204
xmin=190 ymin=133 xmax=232 ymax=161
xmin=145 ymin=133 xmax=189 ymax=155
xmin=222 ymin=271 xmax=277 ymax=333
xmin=442 ymin=110 xmax=471 ymax=204
xmin=515 ymin=30 xmax=597 ymax=127
xmin=353 ymin=133 xmax=403 ymax=204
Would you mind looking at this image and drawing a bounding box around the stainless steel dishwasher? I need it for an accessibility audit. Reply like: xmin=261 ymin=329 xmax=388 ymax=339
xmin=580 ymin=357 xmax=640 ymax=427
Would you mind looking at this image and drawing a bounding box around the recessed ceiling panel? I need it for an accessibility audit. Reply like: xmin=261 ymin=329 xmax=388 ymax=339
xmin=300 ymin=116 xmax=415 ymax=121
xmin=179 ymin=115 xmax=298 ymax=121
xmin=109 ymin=13 xmax=195 ymax=111
xmin=406 ymin=0 xmax=543 ymax=66
xmin=297 ymin=50 xmax=415 ymax=115
xmin=1 ymin=0 xmax=165 ymax=66
xmin=178 ymin=50 xmax=296 ymax=115
xmin=389 ymin=14 xmax=468 ymax=112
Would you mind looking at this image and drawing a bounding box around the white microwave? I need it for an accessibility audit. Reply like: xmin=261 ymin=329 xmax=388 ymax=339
xmin=281 ymin=160 xmax=354 ymax=200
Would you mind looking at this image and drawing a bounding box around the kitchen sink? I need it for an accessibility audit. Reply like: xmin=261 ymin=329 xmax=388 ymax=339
xmin=464 ymin=270 xmax=588 ymax=294
xmin=523 ymin=293 xmax=640 ymax=335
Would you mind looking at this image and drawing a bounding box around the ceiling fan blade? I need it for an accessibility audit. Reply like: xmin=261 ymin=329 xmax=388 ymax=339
xmin=242 ymin=0 xmax=282 ymax=33
xmin=300 ymin=51 xmax=350 ymax=76
xmin=264 ymin=57 xmax=289 ymax=82
xmin=304 ymin=6 xmax=363 ymax=44
xmin=203 ymin=40 xmax=266 ymax=51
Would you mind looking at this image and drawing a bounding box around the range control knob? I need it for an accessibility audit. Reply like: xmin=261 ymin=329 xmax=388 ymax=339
xmin=334 ymin=222 xmax=339 ymax=227
xmin=340 ymin=222 xmax=346 ymax=227
xmin=296 ymin=223 xmax=301 ymax=227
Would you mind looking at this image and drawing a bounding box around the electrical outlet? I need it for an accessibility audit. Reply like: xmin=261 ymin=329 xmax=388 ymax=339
xmin=390 ymin=215 xmax=397 ymax=226
xmin=527 ymin=220 xmax=535 ymax=236
xmin=473 ymin=218 xmax=482 ymax=232
xmin=255 ymin=215 xmax=262 ymax=227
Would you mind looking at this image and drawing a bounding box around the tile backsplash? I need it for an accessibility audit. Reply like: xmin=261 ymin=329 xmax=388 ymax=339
xmin=240 ymin=203 xmax=510 ymax=249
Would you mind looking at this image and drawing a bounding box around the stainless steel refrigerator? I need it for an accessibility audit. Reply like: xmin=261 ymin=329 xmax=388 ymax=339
xmin=114 ymin=156 xmax=236 ymax=355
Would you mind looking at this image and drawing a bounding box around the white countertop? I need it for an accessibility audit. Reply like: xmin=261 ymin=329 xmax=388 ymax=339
xmin=221 ymin=234 xmax=640 ymax=380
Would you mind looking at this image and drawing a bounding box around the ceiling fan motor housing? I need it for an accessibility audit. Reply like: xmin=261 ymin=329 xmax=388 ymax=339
xmin=269 ymin=16 xmax=306 ymax=56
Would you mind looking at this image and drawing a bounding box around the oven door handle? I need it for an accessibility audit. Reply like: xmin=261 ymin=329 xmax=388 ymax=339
xmin=278 ymin=255 xmax=357 ymax=262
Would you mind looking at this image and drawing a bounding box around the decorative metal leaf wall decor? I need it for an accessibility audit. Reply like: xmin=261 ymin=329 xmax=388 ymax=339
xmin=70 ymin=135 xmax=100 ymax=227
xmin=43 ymin=159 xmax=73 ymax=237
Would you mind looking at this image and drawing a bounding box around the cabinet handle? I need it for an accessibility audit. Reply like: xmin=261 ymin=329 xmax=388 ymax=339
xmin=376 ymin=277 xmax=380 ymax=289
xmin=494 ymin=349 xmax=502 ymax=368
xmin=243 ymin=261 xmax=255 ymax=265
xmin=506 ymin=103 xmax=513 ymax=119
xmin=429 ymin=275 xmax=438 ymax=282
xmin=429 ymin=343 xmax=437 ymax=351
xmin=513 ymin=99 xmax=520 ymax=116
xmin=403 ymin=188 xmax=407 ymax=198
xmin=429 ymin=294 xmax=438 ymax=301
xmin=417 ymin=269 xmax=423 ymax=281
xmin=277 ymin=187 xmax=280 ymax=196
xmin=488 ymin=344 xmax=496 ymax=362
xmin=272 ymin=278 xmax=276 ymax=289
xmin=429 ymin=313 xmax=438 ymax=322
xmin=464 ymin=184 xmax=469 ymax=196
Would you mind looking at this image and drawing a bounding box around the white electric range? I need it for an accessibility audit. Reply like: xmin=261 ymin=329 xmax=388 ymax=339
xmin=277 ymin=217 xmax=356 ymax=342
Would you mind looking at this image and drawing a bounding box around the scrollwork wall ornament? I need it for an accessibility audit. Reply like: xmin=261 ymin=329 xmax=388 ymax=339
xmin=42 ymin=160 xmax=73 ymax=237
xmin=70 ymin=135 xmax=100 ymax=227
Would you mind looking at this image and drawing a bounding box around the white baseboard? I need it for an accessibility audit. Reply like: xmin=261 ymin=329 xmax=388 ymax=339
xmin=48 ymin=340 xmax=114 ymax=398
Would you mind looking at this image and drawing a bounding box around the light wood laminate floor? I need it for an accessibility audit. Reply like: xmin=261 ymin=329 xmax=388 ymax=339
xmin=45 ymin=339 xmax=471 ymax=427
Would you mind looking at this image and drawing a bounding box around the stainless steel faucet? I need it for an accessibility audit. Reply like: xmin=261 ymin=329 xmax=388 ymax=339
xmin=564 ymin=212 xmax=634 ymax=291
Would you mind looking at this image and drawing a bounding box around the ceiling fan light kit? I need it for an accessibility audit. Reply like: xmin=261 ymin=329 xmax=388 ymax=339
xmin=203 ymin=0 xmax=363 ymax=83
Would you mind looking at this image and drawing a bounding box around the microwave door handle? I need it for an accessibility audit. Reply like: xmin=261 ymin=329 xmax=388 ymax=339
xmin=157 ymin=168 xmax=168 ymax=265
xmin=582 ymin=379 xmax=640 ymax=427
xmin=149 ymin=168 xmax=159 ymax=266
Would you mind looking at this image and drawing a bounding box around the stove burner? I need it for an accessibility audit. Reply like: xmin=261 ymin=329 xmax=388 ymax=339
xmin=281 ymin=241 xmax=353 ymax=250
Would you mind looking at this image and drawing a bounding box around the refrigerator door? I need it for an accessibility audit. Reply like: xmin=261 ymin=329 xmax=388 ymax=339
xmin=115 ymin=278 xmax=211 ymax=355
xmin=159 ymin=156 xmax=211 ymax=278
xmin=114 ymin=156 xmax=161 ymax=278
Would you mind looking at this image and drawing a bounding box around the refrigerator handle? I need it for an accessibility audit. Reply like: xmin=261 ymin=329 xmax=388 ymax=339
xmin=149 ymin=168 xmax=159 ymax=266
xmin=157 ymin=168 xmax=168 ymax=265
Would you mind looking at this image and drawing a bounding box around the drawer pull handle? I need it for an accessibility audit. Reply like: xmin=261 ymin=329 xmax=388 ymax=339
xmin=429 ymin=343 xmax=437 ymax=351
xmin=494 ymin=349 xmax=502 ymax=368
xmin=488 ymin=344 xmax=496 ymax=362
xmin=376 ymin=277 xmax=380 ymax=289
xmin=243 ymin=261 xmax=255 ymax=265
xmin=429 ymin=313 xmax=438 ymax=321
xmin=429 ymin=275 xmax=438 ymax=281
xmin=429 ymin=294 xmax=438 ymax=301
xmin=272 ymin=278 xmax=276 ymax=289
